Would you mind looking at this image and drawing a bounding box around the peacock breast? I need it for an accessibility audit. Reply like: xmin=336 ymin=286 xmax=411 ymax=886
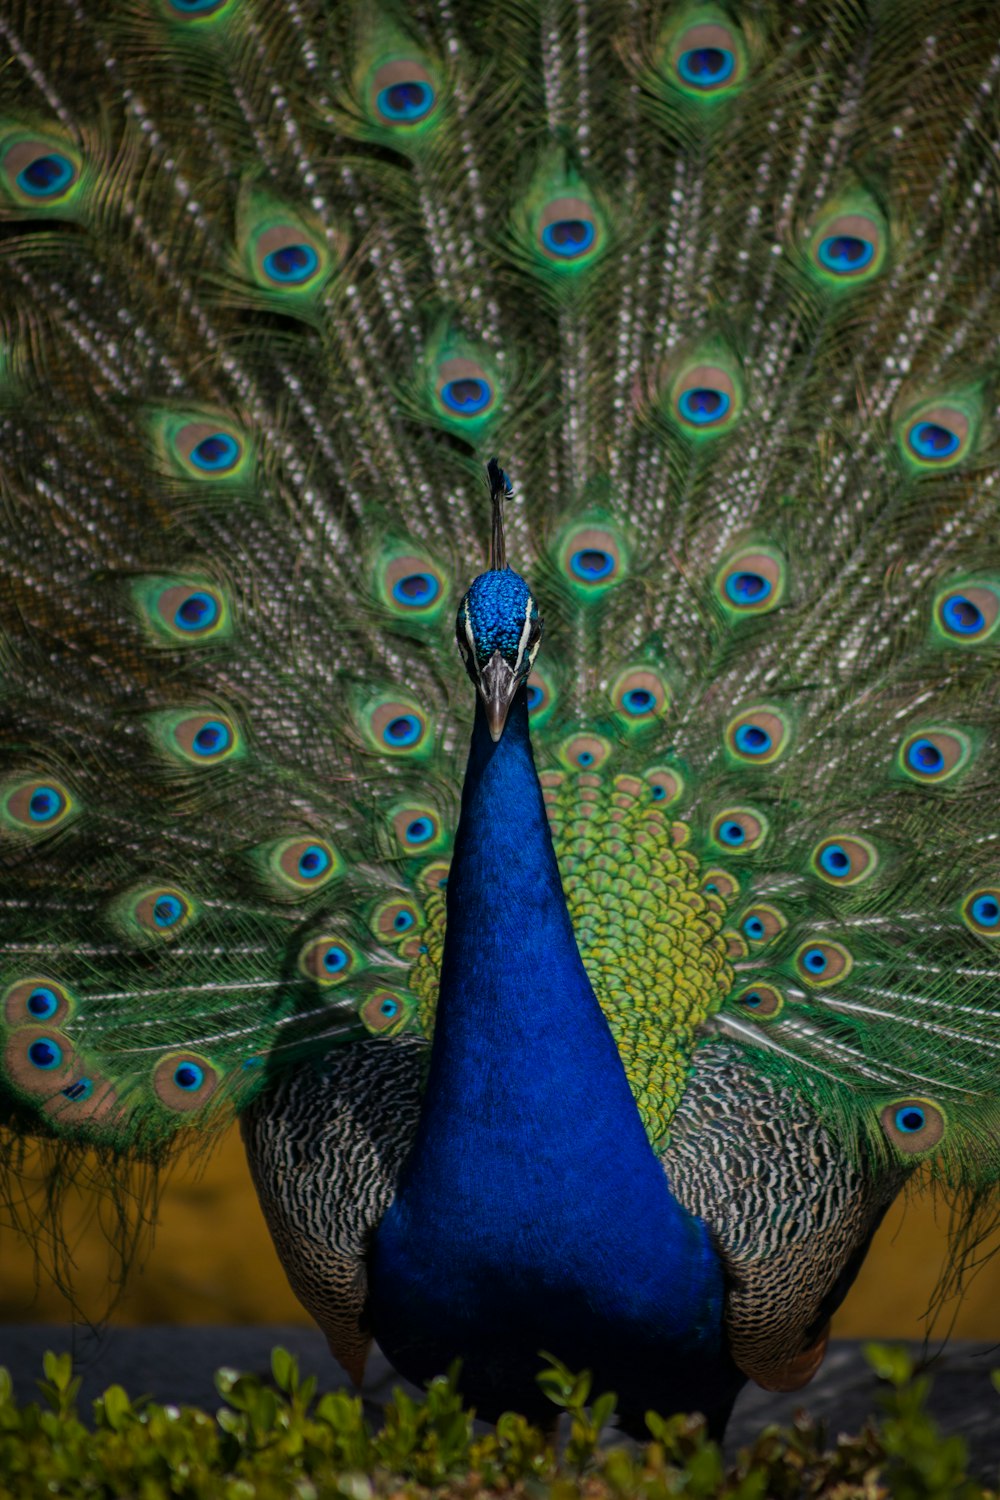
xmin=369 ymin=1155 xmax=742 ymax=1432
xmin=405 ymin=759 xmax=735 ymax=1155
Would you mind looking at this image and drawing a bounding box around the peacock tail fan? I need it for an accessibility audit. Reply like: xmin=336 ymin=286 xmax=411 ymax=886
xmin=0 ymin=0 xmax=998 ymax=1302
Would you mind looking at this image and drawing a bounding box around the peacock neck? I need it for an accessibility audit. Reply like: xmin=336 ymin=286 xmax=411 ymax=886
xmin=370 ymin=687 xmax=740 ymax=1428
xmin=412 ymin=687 xmax=696 ymax=1208
xmin=434 ymin=687 xmax=608 ymax=1095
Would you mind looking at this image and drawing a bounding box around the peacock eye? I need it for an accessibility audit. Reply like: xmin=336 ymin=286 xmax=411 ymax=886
xmin=2 ymin=138 xmax=83 ymax=205
xmin=371 ymin=61 xmax=438 ymax=128
xmin=18 ymin=152 xmax=76 ymax=197
xmin=667 ymin=21 xmax=746 ymax=98
xmin=899 ymin=402 xmax=973 ymax=470
xmin=262 ymin=242 xmax=319 ymax=284
xmin=678 ymin=46 xmax=735 ymax=87
xmin=535 ymin=197 xmax=604 ymax=268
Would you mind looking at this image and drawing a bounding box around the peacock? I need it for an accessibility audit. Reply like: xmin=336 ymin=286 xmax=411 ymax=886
xmin=1 ymin=0 xmax=999 ymax=1442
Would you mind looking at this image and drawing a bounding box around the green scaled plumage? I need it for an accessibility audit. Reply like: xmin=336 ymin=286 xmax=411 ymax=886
xmin=0 ymin=0 xmax=998 ymax=1393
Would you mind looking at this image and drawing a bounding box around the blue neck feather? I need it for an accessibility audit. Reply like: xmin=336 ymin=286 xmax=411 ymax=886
xmin=371 ymin=689 xmax=742 ymax=1430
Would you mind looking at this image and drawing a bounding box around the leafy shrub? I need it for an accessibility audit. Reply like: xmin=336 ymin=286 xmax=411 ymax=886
xmin=0 ymin=1343 xmax=994 ymax=1498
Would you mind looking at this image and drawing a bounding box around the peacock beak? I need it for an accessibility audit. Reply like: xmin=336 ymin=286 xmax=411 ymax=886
xmin=479 ymin=651 xmax=519 ymax=742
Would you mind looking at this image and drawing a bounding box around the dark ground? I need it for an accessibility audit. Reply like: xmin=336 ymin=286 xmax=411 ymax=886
xmin=1 ymin=1327 xmax=998 ymax=1480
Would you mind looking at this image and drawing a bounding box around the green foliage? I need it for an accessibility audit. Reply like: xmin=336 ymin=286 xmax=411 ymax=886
xmin=0 ymin=1345 xmax=995 ymax=1499
xmin=864 ymin=1343 xmax=983 ymax=1500
xmin=537 ymin=1351 xmax=617 ymax=1472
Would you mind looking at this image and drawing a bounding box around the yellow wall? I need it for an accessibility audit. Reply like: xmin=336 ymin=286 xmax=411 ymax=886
xmin=2 ymin=1127 xmax=998 ymax=1338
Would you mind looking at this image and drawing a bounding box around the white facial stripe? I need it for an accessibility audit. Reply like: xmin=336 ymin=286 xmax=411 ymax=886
xmin=463 ymin=600 xmax=476 ymax=661
xmin=512 ymin=593 xmax=535 ymax=676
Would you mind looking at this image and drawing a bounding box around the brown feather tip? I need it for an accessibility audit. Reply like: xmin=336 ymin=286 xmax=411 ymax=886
xmin=749 ymin=1321 xmax=831 ymax=1393
xmin=327 ymin=1337 xmax=371 ymax=1388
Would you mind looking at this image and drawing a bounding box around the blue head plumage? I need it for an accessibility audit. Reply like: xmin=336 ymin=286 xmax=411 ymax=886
xmin=456 ymin=461 xmax=543 ymax=740
xmin=460 ymin=569 xmax=538 ymax=666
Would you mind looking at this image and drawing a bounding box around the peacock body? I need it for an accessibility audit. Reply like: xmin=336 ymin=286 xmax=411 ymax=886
xmin=1 ymin=0 xmax=999 ymax=1438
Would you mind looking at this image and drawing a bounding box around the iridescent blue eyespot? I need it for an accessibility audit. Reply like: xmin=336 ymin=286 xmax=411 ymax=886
xmin=677 ymin=47 xmax=735 ymax=86
xmin=526 ymin=684 xmax=543 ymax=710
xmin=819 ymin=844 xmax=850 ymax=876
xmin=717 ymin=551 xmax=784 ymax=617
xmin=899 ymin=727 xmax=970 ymax=785
xmin=406 ymin=817 xmax=433 ymax=844
xmin=577 ymin=751 xmax=595 ymax=767
xmin=380 ymin=997 xmax=399 ymax=1017
xmin=323 ymin=945 xmax=349 ymax=974
xmin=28 ymin=1039 xmax=62 ymax=1070
xmin=192 ymin=720 xmax=231 ymax=757
xmin=0 ymin=776 xmax=76 ymax=834
xmin=261 ymin=243 xmax=319 ymax=284
xmin=736 ymin=982 xmax=782 ymax=1016
xmin=154 ymin=1052 xmax=217 ymax=1109
xmin=725 ymin=571 xmax=771 ymax=606
xmin=191 ymin=433 xmax=240 ymax=472
xmin=678 ymin=388 xmax=731 ymax=425
xmin=175 ymin=592 xmax=218 ymax=631
xmin=392 ymin=573 xmax=440 ymax=607
xmin=541 ymin=220 xmax=596 ymax=258
xmin=906 ymin=738 xmax=944 ymax=774
xmin=881 ymin=1097 xmax=945 ymax=1152
xmin=941 ymin=596 xmax=984 ymax=635
xmin=894 ymin=1105 xmax=925 ymax=1134
xmin=170 ymin=0 xmax=226 ymax=11
xmin=909 ymin=422 xmax=959 ymax=461
xmin=17 ymin=153 xmax=75 ymax=198
xmin=153 ymin=894 xmax=183 ymax=928
xmin=570 ymin=548 xmax=615 ymax=581
xmin=971 ymin=895 xmax=1000 ymax=927
xmin=812 ymin=834 xmax=875 ymax=885
xmin=817 ymin=235 xmax=874 ymax=273
xmin=712 ymin=808 xmax=767 ymax=855
xmin=127 ymin=886 xmax=194 ymax=940
xmin=383 ymin=714 xmax=422 ymax=748
xmin=440 ymin=378 xmax=491 ymax=415
xmin=27 ymin=986 xmax=59 ymax=1020
xmin=376 ymin=80 xmax=435 ymax=123
xmin=802 ymin=946 xmax=828 ymax=974
xmin=611 ymin=670 xmax=667 ymax=723
xmin=62 ymin=1078 xmax=93 ymax=1102
xmin=742 ymin=916 xmax=765 ymax=940
xmin=373 ymin=898 xmax=422 ymax=944
xmin=651 ymin=784 xmax=666 ymax=800
xmin=734 ymin=724 xmax=771 ymax=756
xmin=297 ymin=844 xmax=331 ymax=879
xmin=28 ymin=786 xmax=63 ymax=823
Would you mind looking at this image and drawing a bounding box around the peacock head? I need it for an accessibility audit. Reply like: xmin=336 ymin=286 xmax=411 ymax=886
xmin=455 ymin=460 xmax=543 ymax=742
